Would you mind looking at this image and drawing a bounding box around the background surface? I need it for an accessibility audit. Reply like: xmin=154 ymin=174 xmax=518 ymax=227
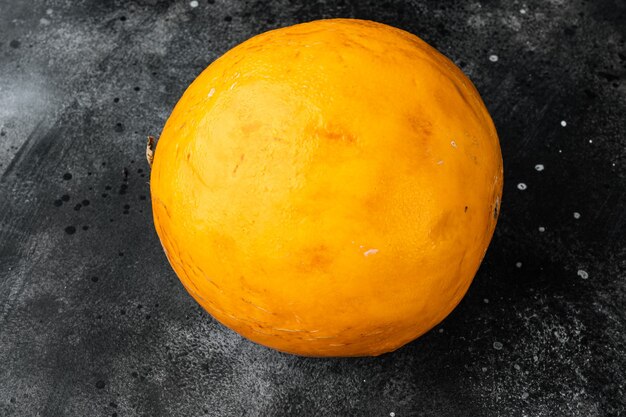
xmin=1 ymin=0 xmax=625 ymax=416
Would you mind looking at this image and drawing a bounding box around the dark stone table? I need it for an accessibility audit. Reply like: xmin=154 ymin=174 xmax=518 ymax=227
xmin=1 ymin=1 xmax=624 ymax=416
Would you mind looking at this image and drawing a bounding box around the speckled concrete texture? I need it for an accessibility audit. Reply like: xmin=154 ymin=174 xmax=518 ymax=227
xmin=0 ymin=1 xmax=625 ymax=416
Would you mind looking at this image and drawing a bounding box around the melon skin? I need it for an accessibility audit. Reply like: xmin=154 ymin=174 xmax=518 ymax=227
xmin=151 ymin=19 xmax=503 ymax=357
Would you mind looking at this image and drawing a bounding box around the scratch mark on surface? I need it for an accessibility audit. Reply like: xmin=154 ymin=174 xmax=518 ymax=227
xmin=363 ymin=248 xmax=379 ymax=256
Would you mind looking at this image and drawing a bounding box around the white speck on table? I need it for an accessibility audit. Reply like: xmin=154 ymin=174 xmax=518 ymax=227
xmin=535 ymin=164 xmax=544 ymax=171
xmin=577 ymin=269 xmax=589 ymax=279
xmin=516 ymin=262 xmax=522 ymax=268
xmin=489 ymin=54 xmax=499 ymax=62
xmin=573 ymin=212 xmax=581 ymax=219
xmin=493 ymin=341 xmax=503 ymax=350
xmin=538 ymin=226 xmax=545 ymax=232
xmin=561 ymin=120 xmax=567 ymax=127
xmin=517 ymin=182 xmax=527 ymax=190
xmin=190 ymin=0 xmax=199 ymax=7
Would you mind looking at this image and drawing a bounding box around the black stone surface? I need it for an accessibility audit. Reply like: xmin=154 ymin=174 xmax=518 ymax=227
xmin=1 ymin=1 xmax=625 ymax=416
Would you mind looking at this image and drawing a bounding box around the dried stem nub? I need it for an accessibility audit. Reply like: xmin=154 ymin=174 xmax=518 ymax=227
xmin=146 ymin=136 xmax=155 ymax=168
